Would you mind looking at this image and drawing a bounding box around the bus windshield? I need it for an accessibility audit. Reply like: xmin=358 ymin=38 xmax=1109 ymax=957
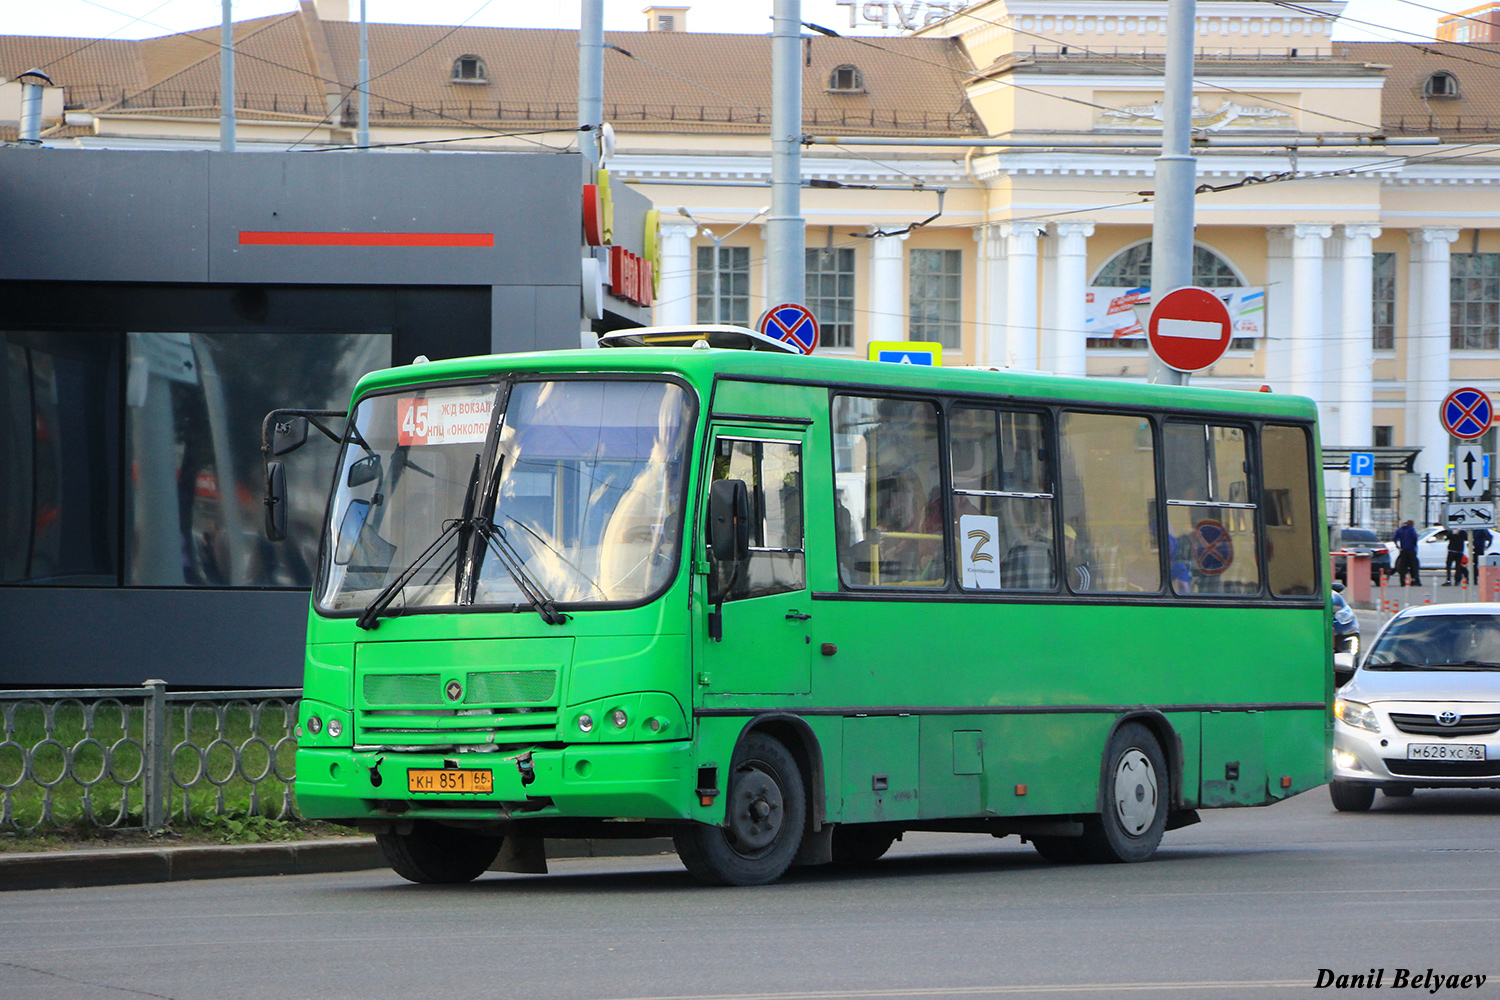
xmin=317 ymin=378 xmax=693 ymax=615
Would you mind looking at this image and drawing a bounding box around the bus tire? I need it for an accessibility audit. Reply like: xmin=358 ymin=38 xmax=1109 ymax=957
xmin=376 ymin=821 xmax=503 ymax=884
xmin=830 ymin=824 xmax=898 ymax=866
xmin=1030 ymin=836 xmax=1086 ymax=864
xmin=1329 ymin=780 xmax=1376 ymax=812
xmin=674 ymin=733 xmax=807 ymax=886
xmin=1080 ymin=722 xmax=1168 ymax=863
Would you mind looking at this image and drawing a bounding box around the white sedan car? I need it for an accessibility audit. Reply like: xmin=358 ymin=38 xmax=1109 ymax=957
xmin=1330 ymin=603 xmax=1500 ymax=811
xmin=1385 ymin=526 xmax=1478 ymax=576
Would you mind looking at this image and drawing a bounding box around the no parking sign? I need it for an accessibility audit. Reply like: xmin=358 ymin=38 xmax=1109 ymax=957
xmin=1192 ymin=519 xmax=1234 ymax=576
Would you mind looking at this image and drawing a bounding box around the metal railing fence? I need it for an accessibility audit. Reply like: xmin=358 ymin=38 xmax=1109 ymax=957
xmin=0 ymin=682 xmax=299 ymax=835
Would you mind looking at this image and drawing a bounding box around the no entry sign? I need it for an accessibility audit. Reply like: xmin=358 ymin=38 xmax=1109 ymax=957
xmin=1148 ymin=287 xmax=1232 ymax=373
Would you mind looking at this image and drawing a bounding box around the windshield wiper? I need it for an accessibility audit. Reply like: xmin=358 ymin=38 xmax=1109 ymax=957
xmin=356 ymin=455 xmax=482 ymax=631
xmin=474 ymin=519 xmax=570 ymax=625
xmin=1426 ymin=661 xmax=1500 ymax=671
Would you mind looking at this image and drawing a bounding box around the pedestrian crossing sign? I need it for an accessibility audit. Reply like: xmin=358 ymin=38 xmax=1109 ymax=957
xmin=869 ymin=341 xmax=943 ymax=366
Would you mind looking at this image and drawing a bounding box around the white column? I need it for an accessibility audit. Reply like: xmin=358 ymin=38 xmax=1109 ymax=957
xmin=866 ymin=229 xmax=908 ymax=343
xmin=975 ymin=224 xmax=1005 ymax=367
xmin=1288 ymin=224 xmax=1332 ymax=411
xmin=999 ymin=222 xmax=1042 ymax=369
xmin=1412 ymin=227 xmax=1461 ymax=486
xmin=1339 ymin=224 xmax=1381 ymax=449
xmin=655 ymin=218 xmax=697 ymax=326
xmin=1052 ymin=221 xmax=1095 ymax=378
xmin=1264 ymin=227 xmax=1294 ymax=390
xmin=1404 ymin=230 xmax=1425 ymax=451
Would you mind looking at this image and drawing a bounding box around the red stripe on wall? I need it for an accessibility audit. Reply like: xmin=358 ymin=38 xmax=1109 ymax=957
xmin=238 ymin=231 xmax=494 ymax=247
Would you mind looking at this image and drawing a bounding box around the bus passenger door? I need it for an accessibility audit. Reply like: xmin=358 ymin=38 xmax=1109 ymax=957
xmin=700 ymin=429 xmax=811 ymax=695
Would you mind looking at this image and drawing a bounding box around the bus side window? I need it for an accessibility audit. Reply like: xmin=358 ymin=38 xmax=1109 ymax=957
xmin=950 ymin=406 xmax=1056 ymax=591
xmin=1163 ymin=422 xmax=1260 ymax=597
xmin=1059 ymin=411 xmax=1161 ymax=594
xmin=1263 ymin=424 xmax=1317 ymax=597
xmin=832 ymin=395 xmax=946 ymax=588
xmin=710 ymin=438 xmax=804 ymax=601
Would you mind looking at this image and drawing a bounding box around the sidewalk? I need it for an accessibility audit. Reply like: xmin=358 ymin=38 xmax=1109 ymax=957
xmin=0 ymin=837 xmax=675 ymax=892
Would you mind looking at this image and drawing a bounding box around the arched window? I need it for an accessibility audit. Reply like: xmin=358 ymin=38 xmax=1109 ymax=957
xmin=1424 ymin=71 xmax=1459 ymax=98
xmin=1090 ymin=243 xmax=1248 ymax=350
xmin=828 ymin=64 xmax=864 ymax=93
xmin=452 ymin=55 xmax=488 ymax=84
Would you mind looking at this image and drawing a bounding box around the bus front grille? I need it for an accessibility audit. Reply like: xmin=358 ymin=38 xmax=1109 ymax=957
xmin=465 ymin=670 xmax=556 ymax=704
xmin=363 ymin=673 xmax=443 ymax=706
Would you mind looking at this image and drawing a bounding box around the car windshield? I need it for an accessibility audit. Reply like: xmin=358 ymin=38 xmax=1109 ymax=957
xmin=1363 ymin=614 xmax=1500 ymax=670
xmin=317 ymin=378 xmax=693 ymax=614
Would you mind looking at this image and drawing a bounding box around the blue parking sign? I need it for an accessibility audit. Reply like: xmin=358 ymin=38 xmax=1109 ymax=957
xmin=1349 ymin=452 xmax=1375 ymax=478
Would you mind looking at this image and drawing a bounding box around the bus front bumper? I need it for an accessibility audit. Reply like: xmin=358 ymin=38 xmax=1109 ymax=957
xmin=295 ymin=741 xmax=697 ymax=824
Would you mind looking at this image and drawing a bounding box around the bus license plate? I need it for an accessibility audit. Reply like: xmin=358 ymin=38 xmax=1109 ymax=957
xmin=1406 ymin=743 xmax=1485 ymax=761
xmin=407 ymin=768 xmax=494 ymax=793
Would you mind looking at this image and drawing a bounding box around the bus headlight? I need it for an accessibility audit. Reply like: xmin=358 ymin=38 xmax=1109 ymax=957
xmin=611 ymin=709 xmax=629 ymax=729
xmin=306 ymin=715 xmax=323 ymax=735
xmin=577 ymin=713 xmax=595 ymax=733
xmin=1333 ymin=699 xmax=1379 ymax=733
xmin=326 ymin=718 xmax=343 ymax=739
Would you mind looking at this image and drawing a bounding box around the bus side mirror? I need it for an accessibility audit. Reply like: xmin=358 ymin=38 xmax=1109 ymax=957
xmin=264 ymin=461 xmax=287 ymax=542
xmin=709 ymin=479 xmax=751 ymax=562
xmin=347 ymin=454 xmax=381 ymax=488
xmin=271 ymin=416 xmax=309 ymax=456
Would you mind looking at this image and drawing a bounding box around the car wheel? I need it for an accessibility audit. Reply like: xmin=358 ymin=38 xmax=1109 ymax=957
xmin=674 ymin=732 xmax=807 ymax=886
xmin=1329 ymin=780 xmax=1376 ymax=812
xmin=375 ymin=821 xmax=503 ymax=884
xmin=1077 ymin=722 xmax=1168 ymax=863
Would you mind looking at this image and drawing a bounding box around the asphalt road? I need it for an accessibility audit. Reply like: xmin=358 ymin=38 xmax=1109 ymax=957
xmin=3 ymin=787 xmax=1499 ymax=1000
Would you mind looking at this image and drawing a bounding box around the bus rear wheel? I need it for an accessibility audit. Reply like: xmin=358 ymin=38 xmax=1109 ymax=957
xmin=1079 ymin=722 xmax=1168 ymax=863
xmin=376 ymin=821 xmax=503 ymax=884
xmin=831 ymin=824 xmax=898 ymax=866
xmin=674 ymin=733 xmax=807 ymax=886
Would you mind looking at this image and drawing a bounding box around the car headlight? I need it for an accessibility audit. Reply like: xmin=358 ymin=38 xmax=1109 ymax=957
xmin=1334 ymin=699 xmax=1380 ymax=733
xmin=1334 ymin=606 xmax=1355 ymax=627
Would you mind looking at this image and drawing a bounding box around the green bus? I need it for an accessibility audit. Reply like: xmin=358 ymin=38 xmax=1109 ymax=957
xmin=271 ymin=339 xmax=1330 ymax=886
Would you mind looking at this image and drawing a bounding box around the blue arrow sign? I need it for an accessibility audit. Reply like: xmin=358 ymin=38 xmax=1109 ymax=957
xmin=876 ymin=349 xmax=936 ymax=366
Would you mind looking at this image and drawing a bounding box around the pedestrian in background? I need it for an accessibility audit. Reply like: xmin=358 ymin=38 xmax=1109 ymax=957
xmin=1439 ymin=527 xmax=1469 ymax=585
xmin=1392 ymin=519 xmax=1421 ymax=586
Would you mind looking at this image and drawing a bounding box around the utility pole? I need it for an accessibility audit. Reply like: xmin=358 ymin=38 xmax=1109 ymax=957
xmin=768 ymin=0 xmax=805 ymax=310
xmin=578 ymin=0 xmax=604 ymax=346
xmin=220 ymin=0 xmax=235 ymax=152
xmin=578 ymin=0 xmax=603 ymax=183
xmin=1148 ymin=0 xmax=1197 ymax=385
xmin=357 ymin=0 xmax=369 ymax=150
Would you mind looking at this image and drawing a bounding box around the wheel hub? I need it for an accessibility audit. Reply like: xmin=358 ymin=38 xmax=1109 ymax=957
xmin=1113 ymin=748 xmax=1158 ymax=837
xmin=727 ymin=763 xmax=784 ymax=853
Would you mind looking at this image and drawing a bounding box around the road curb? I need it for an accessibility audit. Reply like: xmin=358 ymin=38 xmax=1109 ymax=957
xmin=0 ymin=837 xmax=675 ymax=891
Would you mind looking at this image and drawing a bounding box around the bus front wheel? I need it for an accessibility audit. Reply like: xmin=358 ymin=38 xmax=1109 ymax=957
xmin=674 ymin=733 xmax=807 ymax=886
xmin=1080 ymin=722 xmax=1168 ymax=863
xmin=376 ymin=821 xmax=503 ymax=884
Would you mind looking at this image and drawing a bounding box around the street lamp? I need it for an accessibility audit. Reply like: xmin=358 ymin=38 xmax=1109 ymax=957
xmin=677 ymin=206 xmax=770 ymax=325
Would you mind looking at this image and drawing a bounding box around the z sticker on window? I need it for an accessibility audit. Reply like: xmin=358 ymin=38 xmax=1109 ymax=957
xmin=960 ymin=514 xmax=1002 ymax=590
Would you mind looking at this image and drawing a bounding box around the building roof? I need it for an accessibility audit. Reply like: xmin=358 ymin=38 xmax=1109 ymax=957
xmin=3 ymin=5 xmax=980 ymax=139
xmin=1339 ymin=41 xmax=1500 ymax=137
